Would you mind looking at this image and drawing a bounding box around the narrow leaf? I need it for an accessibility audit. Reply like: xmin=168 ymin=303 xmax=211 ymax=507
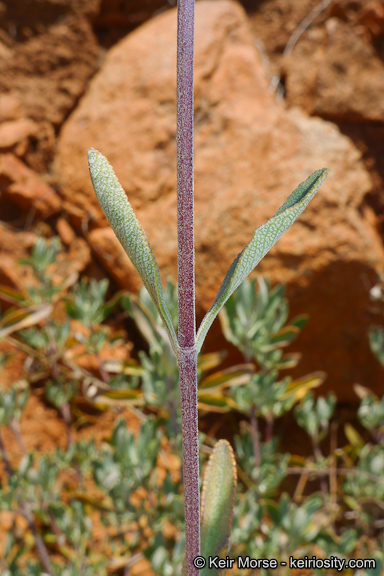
xmin=275 ymin=352 xmax=301 ymax=370
xmin=200 ymin=440 xmax=237 ymax=575
xmin=290 ymin=314 xmax=309 ymax=330
xmin=0 ymin=304 xmax=53 ymax=338
xmin=199 ymin=365 xmax=253 ymax=390
xmin=198 ymin=394 xmax=236 ymax=413
xmin=344 ymin=423 xmax=364 ymax=448
xmin=196 ymin=169 xmax=329 ymax=352
xmin=88 ymin=149 xmax=179 ymax=356
xmin=198 ymin=351 xmax=227 ymax=373
xmin=353 ymin=383 xmax=377 ymax=401
xmin=270 ymin=325 xmax=300 ymax=347
xmin=0 ymin=285 xmax=29 ymax=305
xmin=281 ymin=371 xmax=326 ymax=401
xmin=102 ymin=358 xmax=144 ymax=376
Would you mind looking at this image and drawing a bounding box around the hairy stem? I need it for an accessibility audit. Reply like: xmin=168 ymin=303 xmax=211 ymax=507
xmin=177 ymin=0 xmax=195 ymax=348
xmin=179 ymin=347 xmax=200 ymax=575
xmin=176 ymin=0 xmax=200 ymax=574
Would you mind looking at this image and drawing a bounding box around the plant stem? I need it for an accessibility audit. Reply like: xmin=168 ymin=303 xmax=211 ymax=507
xmin=265 ymin=413 xmax=274 ymax=443
xmin=250 ymin=404 xmax=261 ymax=467
xmin=0 ymin=430 xmax=53 ymax=575
xmin=312 ymin=436 xmax=328 ymax=498
xmin=179 ymin=347 xmax=199 ymax=576
xmin=177 ymin=0 xmax=195 ymax=349
xmin=176 ymin=1 xmax=199 ymax=573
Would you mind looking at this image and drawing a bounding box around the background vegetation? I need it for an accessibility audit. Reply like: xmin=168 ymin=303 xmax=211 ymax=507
xmin=0 ymin=238 xmax=383 ymax=575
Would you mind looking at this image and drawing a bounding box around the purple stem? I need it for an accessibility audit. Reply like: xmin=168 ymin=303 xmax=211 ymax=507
xmin=177 ymin=0 xmax=196 ymax=349
xmin=176 ymin=1 xmax=200 ymax=574
xmin=179 ymin=348 xmax=199 ymax=576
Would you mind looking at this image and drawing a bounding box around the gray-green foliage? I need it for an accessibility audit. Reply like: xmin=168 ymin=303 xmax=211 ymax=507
xmin=66 ymin=278 xmax=110 ymax=329
xmin=369 ymin=326 xmax=384 ymax=367
xmin=219 ymin=276 xmax=325 ymax=427
xmin=344 ymin=443 xmax=384 ymax=500
xmin=122 ymin=283 xmax=179 ymax=422
xmin=195 ymin=169 xmax=328 ymax=352
xmin=0 ymin=411 xmax=184 ymax=575
xmin=0 ymin=383 xmax=29 ymax=427
xmin=200 ymin=440 xmax=237 ymax=576
xmin=2 ymin=237 xmax=384 ymax=574
xmin=219 ymin=277 xmax=306 ymax=368
xmin=88 ymin=149 xmax=328 ymax=574
xmin=20 ymin=237 xmax=63 ymax=304
xmin=121 ymin=281 xmax=249 ymax=431
xmin=94 ymin=418 xmax=160 ymax=498
xmin=264 ymin=493 xmax=323 ymax=551
xmin=88 ymin=150 xmax=328 ymax=357
xmin=358 ymin=394 xmax=384 ymax=433
xmin=21 ymin=237 xmax=61 ymax=280
xmin=145 ymin=533 xmax=185 ymax=576
xmin=234 ymin=430 xmax=289 ymax=495
xmin=88 ymin=150 xmax=179 ymax=355
xmin=231 ymin=491 xmax=324 ymax=566
xmin=294 ymin=392 xmax=336 ymax=440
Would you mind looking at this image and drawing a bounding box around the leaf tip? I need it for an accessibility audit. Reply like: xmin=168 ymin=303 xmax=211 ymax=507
xmin=87 ymin=147 xmax=101 ymax=168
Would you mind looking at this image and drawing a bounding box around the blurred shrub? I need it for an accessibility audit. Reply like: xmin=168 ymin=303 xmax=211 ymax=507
xmin=0 ymin=239 xmax=383 ymax=575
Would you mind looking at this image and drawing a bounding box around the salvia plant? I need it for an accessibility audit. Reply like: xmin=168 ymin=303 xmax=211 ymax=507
xmin=86 ymin=1 xmax=328 ymax=573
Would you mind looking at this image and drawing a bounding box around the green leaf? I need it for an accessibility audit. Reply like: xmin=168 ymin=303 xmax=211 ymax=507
xmin=200 ymin=440 xmax=237 ymax=575
xmin=0 ymin=285 xmax=29 ymax=305
xmin=198 ymin=394 xmax=236 ymax=413
xmin=269 ymin=325 xmax=300 ymax=347
xmin=198 ymin=351 xmax=227 ymax=374
xmin=0 ymin=304 xmax=53 ymax=339
xmin=199 ymin=365 xmax=253 ymax=390
xmin=195 ymin=169 xmax=328 ymax=352
xmin=289 ymin=314 xmax=309 ymax=330
xmin=344 ymin=423 xmax=364 ymax=448
xmin=281 ymin=372 xmax=326 ymax=401
xmin=88 ymin=149 xmax=179 ymax=356
xmin=274 ymin=352 xmax=301 ymax=369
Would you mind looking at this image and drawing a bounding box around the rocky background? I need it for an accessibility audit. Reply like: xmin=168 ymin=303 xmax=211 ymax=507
xmin=1 ymin=0 xmax=384 ymax=407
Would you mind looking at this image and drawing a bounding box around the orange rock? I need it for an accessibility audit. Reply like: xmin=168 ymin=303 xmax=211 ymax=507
xmin=0 ymin=94 xmax=23 ymax=122
xmin=57 ymin=0 xmax=384 ymax=400
xmin=0 ymin=119 xmax=38 ymax=148
xmin=88 ymin=227 xmax=143 ymax=292
xmin=284 ymin=17 xmax=384 ymax=122
xmin=0 ymin=153 xmax=61 ymax=217
xmin=56 ymin=217 xmax=77 ymax=245
xmin=0 ymin=223 xmax=37 ymax=291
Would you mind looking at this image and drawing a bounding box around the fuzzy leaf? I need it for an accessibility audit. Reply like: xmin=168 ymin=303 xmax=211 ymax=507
xmin=88 ymin=149 xmax=179 ymax=356
xmin=195 ymin=169 xmax=329 ymax=353
xmin=200 ymin=440 xmax=237 ymax=575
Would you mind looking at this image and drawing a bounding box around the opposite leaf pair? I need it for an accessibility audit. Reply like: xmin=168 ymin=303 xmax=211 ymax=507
xmin=88 ymin=149 xmax=328 ymax=356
